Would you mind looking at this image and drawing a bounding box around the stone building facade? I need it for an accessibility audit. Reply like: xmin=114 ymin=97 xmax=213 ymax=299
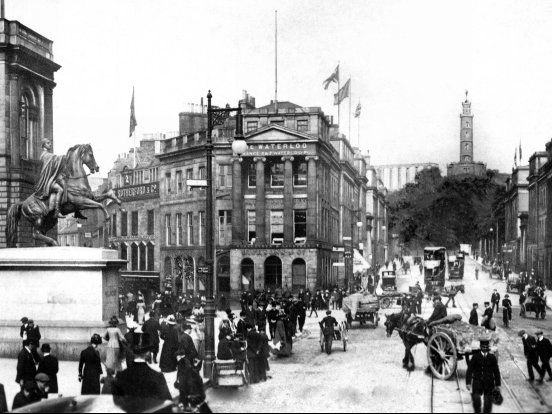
xmin=105 ymin=139 xmax=163 ymax=303
xmin=0 ymin=18 xmax=60 ymax=247
xmin=366 ymin=157 xmax=389 ymax=267
xmin=447 ymin=94 xmax=487 ymax=178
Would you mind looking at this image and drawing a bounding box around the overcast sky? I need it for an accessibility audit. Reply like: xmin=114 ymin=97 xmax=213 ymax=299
xmin=8 ymin=0 xmax=552 ymax=175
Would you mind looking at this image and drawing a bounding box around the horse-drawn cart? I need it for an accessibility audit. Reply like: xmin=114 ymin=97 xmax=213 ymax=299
xmin=319 ymin=320 xmax=348 ymax=353
xmin=343 ymin=292 xmax=380 ymax=327
xmin=523 ymin=286 xmax=547 ymax=319
xmin=427 ymin=320 xmax=498 ymax=380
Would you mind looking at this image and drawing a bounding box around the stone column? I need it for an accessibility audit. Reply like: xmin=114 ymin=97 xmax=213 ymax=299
xmin=231 ymin=157 xmax=243 ymax=244
xmin=43 ymin=86 xmax=54 ymax=141
xmin=254 ymin=157 xmax=266 ymax=244
xmin=9 ymin=74 xmax=20 ymax=168
xmin=306 ymin=156 xmax=318 ymax=242
xmin=282 ymin=156 xmax=294 ymax=244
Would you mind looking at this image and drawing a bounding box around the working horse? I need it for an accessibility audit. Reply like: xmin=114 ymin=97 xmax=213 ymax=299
xmin=6 ymin=144 xmax=121 ymax=246
xmin=384 ymin=312 xmax=427 ymax=371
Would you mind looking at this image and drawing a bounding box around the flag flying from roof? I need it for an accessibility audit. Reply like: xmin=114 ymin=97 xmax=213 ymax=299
xmin=514 ymin=146 xmax=518 ymax=167
xmin=323 ymin=65 xmax=339 ymax=90
xmin=519 ymin=140 xmax=522 ymax=161
xmin=129 ymin=87 xmax=137 ymax=137
xmin=354 ymin=102 xmax=362 ymax=118
xmin=334 ymin=78 xmax=350 ymax=105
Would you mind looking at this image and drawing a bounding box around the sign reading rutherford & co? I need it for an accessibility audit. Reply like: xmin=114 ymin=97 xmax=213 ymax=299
xmin=115 ymin=182 xmax=159 ymax=201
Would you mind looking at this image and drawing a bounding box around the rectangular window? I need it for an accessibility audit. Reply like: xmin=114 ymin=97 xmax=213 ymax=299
xmin=147 ymin=244 xmax=154 ymax=271
xmin=121 ymin=211 xmax=128 ymax=236
xmin=165 ymin=172 xmax=172 ymax=194
xmin=247 ymin=121 xmax=258 ymax=132
xmin=270 ymin=163 xmax=284 ymax=187
xmin=248 ymin=163 xmax=256 ymax=187
xmin=199 ymin=211 xmax=205 ymax=245
xmin=294 ymin=210 xmax=307 ymax=243
xmin=198 ymin=166 xmax=206 ymax=179
xmin=218 ymin=210 xmax=232 ymax=245
xmin=176 ymin=213 xmax=182 ymax=245
xmin=176 ymin=170 xmax=183 ymax=194
xmin=187 ymin=212 xmax=194 ymax=245
xmin=147 ymin=210 xmax=154 ymax=235
xmin=297 ymin=119 xmax=308 ymax=132
xmin=139 ymin=244 xmax=146 ymax=271
xmin=165 ymin=214 xmax=171 ymax=246
xmin=112 ymin=214 xmax=117 ymax=237
xmin=218 ymin=165 xmax=226 ymax=187
xmin=294 ymin=162 xmax=307 ymax=186
xmin=248 ymin=211 xmax=256 ymax=243
xmin=270 ymin=120 xmax=284 ymax=126
xmin=270 ymin=210 xmax=284 ymax=244
xmin=131 ymin=211 xmax=138 ymax=235
xmin=186 ymin=168 xmax=193 ymax=192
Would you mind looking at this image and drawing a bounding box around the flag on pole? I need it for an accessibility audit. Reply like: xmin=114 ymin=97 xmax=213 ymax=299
xmin=334 ymin=78 xmax=350 ymax=105
xmin=354 ymin=102 xmax=362 ymax=118
xmin=129 ymin=87 xmax=137 ymax=137
xmin=514 ymin=146 xmax=518 ymax=167
xmin=519 ymin=140 xmax=522 ymax=162
xmin=323 ymin=65 xmax=339 ymax=90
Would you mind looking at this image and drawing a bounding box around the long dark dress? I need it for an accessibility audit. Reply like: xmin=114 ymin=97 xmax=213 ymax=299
xmin=78 ymin=346 xmax=103 ymax=395
xmin=159 ymin=324 xmax=179 ymax=373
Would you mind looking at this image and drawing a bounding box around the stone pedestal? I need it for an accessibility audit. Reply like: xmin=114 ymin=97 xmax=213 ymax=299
xmin=0 ymin=247 xmax=125 ymax=360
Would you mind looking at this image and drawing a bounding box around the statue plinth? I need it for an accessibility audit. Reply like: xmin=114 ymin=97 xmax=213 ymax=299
xmin=0 ymin=247 xmax=125 ymax=360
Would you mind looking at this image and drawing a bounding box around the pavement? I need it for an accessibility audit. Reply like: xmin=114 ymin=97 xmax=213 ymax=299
xmin=2 ymin=259 xmax=552 ymax=412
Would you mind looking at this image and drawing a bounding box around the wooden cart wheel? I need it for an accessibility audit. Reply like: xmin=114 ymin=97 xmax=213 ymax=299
xmin=427 ymin=332 xmax=457 ymax=380
xmin=243 ymin=360 xmax=250 ymax=385
xmin=381 ymin=297 xmax=391 ymax=309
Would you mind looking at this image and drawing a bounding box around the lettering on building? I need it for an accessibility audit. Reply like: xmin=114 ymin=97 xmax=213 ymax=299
xmin=115 ymin=182 xmax=159 ymax=201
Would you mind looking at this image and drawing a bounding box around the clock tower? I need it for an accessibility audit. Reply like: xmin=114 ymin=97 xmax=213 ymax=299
xmin=460 ymin=91 xmax=473 ymax=163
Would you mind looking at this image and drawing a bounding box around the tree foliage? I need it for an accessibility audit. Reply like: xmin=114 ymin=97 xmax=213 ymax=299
xmin=387 ymin=167 xmax=505 ymax=250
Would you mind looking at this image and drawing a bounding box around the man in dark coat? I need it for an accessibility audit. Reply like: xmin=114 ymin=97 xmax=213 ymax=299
xmin=0 ymin=382 xmax=7 ymax=413
xmin=142 ymin=310 xmax=161 ymax=364
xmin=37 ymin=343 xmax=59 ymax=394
xmin=175 ymin=354 xmax=209 ymax=412
xmin=255 ymin=305 xmax=267 ymax=335
xmin=159 ymin=316 xmax=179 ymax=373
xmin=246 ymin=326 xmax=266 ymax=383
xmin=427 ymin=296 xmax=447 ymax=325
xmin=466 ymin=339 xmax=501 ymax=414
xmin=19 ymin=317 xmax=29 ymax=347
xmin=319 ymin=311 xmax=338 ymax=355
xmin=519 ymin=330 xmax=543 ymax=381
xmin=267 ymin=305 xmax=279 ymax=340
xmin=177 ymin=323 xmax=200 ymax=369
xmin=15 ymin=340 xmax=37 ymax=386
xmin=490 ymin=289 xmax=500 ymax=313
xmin=12 ymin=380 xmax=40 ymax=410
xmin=78 ymin=334 xmax=103 ymax=395
xmin=113 ymin=332 xmax=172 ymax=401
xmin=469 ymin=303 xmax=479 ymax=326
xmin=236 ymin=311 xmax=249 ymax=340
xmin=481 ymin=302 xmax=494 ymax=330
xmin=536 ymin=330 xmax=552 ymax=382
xmin=502 ymin=294 xmax=512 ymax=328
xmin=296 ymin=300 xmax=307 ymax=333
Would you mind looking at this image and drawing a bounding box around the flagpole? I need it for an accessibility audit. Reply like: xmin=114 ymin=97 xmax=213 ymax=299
xmin=274 ymin=10 xmax=278 ymax=112
xmin=337 ymin=61 xmax=340 ymax=128
xmin=357 ymin=108 xmax=360 ymax=147
xmin=348 ymin=78 xmax=352 ymax=144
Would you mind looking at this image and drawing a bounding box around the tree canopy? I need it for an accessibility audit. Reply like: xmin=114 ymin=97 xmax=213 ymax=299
xmin=387 ymin=167 xmax=505 ymax=251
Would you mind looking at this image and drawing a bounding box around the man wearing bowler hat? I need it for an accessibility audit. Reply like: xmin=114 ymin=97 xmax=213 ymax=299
xmin=519 ymin=329 xmax=543 ymax=381
xmin=113 ymin=331 xmax=172 ymax=401
xmin=427 ymin=296 xmax=447 ymax=325
xmin=466 ymin=337 xmax=501 ymax=413
xmin=536 ymin=330 xmax=552 ymax=382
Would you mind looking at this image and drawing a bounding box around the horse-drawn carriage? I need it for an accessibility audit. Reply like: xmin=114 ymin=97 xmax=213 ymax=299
xmin=506 ymin=272 xmax=526 ymax=294
xmin=343 ymin=292 xmax=380 ymax=327
xmin=211 ymin=340 xmax=250 ymax=388
xmin=319 ymin=320 xmax=348 ymax=353
xmin=523 ymin=286 xmax=547 ymax=319
xmin=381 ymin=270 xmax=397 ymax=291
xmin=385 ymin=313 xmax=499 ymax=380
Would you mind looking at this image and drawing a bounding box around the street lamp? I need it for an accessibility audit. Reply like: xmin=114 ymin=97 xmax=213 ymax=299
xmin=204 ymin=91 xmax=245 ymax=381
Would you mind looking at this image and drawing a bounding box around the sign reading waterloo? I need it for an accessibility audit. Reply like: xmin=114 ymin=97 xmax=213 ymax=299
xmin=246 ymin=142 xmax=316 ymax=157
xmin=115 ymin=182 xmax=159 ymax=201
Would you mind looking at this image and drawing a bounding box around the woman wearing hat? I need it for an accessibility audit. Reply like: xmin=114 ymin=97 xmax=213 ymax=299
xmin=78 ymin=334 xmax=103 ymax=395
xmin=104 ymin=316 xmax=126 ymax=373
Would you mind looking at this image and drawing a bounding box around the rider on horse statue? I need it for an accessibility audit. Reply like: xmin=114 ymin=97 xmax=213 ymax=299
xmin=33 ymin=139 xmax=86 ymax=220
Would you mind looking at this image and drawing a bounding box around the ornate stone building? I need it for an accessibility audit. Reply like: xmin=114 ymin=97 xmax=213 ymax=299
xmin=375 ymin=163 xmax=438 ymax=193
xmin=0 ymin=18 xmax=60 ymax=247
xmin=447 ymin=94 xmax=487 ymax=178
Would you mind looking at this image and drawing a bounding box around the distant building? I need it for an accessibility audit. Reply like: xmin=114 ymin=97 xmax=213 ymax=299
xmin=366 ymin=152 xmax=389 ymax=266
xmin=375 ymin=163 xmax=438 ymax=192
xmin=447 ymin=94 xmax=487 ymax=178
xmin=0 ymin=17 xmax=61 ymax=247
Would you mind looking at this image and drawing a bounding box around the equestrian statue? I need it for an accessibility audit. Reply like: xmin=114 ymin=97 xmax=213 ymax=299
xmin=6 ymin=139 xmax=121 ymax=247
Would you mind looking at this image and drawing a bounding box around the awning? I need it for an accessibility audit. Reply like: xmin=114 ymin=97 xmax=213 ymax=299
xmin=353 ymin=249 xmax=371 ymax=273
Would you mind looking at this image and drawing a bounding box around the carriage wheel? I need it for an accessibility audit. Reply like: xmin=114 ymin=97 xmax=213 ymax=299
xmin=243 ymin=361 xmax=250 ymax=386
xmin=381 ymin=297 xmax=391 ymax=309
xmin=427 ymin=332 xmax=457 ymax=380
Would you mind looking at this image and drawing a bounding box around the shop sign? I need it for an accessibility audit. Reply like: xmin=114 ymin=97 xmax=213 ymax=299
xmin=115 ymin=182 xmax=159 ymax=201
xmin=245 ymin=142 xmax=316 ymax=157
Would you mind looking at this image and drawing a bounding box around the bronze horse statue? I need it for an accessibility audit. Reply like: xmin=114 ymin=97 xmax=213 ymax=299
xmin=6 ymin=144 xmax=121 ymax=246
xmin=384 ymin=312 xmax=428 ymax=371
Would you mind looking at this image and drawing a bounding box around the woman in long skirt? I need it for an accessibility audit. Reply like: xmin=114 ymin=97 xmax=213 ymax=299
xmin=104 ymin=316 xmax=126 ymax=373
xmin=78 ymin=334 xmax=103 ymax=395
xmin=273 ymin=312 xmax=291 ymax=357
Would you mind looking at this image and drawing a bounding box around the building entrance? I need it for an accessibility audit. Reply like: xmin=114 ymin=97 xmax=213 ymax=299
xmin=265 ymin=256 xmax=282 ymax=290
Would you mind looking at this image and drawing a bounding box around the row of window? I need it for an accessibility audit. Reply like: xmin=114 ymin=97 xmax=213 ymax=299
xmin=117 ymin=242 xmax=155 ymax=272
xmin=165 ymin=211 xmax=233 ymax=247
xmin=246 ymin=119 xmax=309 ymax=133
xmin=110 ymin=210 xmax=155 ymax=237
xmin=247 ymin=209 xmax=307 ymax=245
xmin=246 ymin=161 xmax=307 ymax=188
xmin=118 ymin=167 xmax=159 ymax=187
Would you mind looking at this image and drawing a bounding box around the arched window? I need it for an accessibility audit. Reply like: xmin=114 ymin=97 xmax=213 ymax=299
xmin=241 ymin=258 xmax=255 ymax=290
xmin=292 ymin=258 xmax=307 ymax=291
xmin=217 ymin=254 xmax=231 ymax=293
xmin=264 ymin=256 xmax=282 ymax=290
xmin=131 ymin=243 xmax=138 ymax=270
xmin=164 ymin=256 xmax=172 ymax=277
xmin=147 ymin=242 xmax=154 ymax=271
xmin=184 ymin=257 xmax=194 ymax=294
xmin=19 ymin=89 xmax=38 ymax=160
xmin=139 ymin=243 xmax=146 ymax=271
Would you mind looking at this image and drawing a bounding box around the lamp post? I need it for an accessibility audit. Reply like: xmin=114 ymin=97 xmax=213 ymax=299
xmin=204 ymin=91 xmax=245 ymax=380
